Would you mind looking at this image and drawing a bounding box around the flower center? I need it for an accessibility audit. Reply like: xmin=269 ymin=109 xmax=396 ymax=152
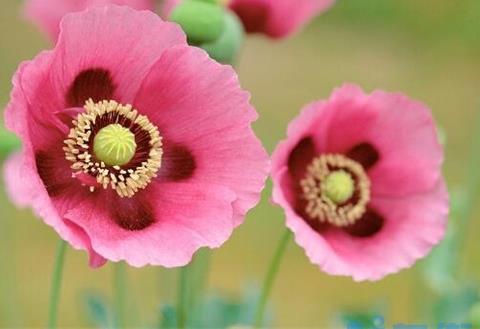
xmin=300 ymin=154 xmax=370 ymax=227
xmin=93 ymin=124 xmax=137 ymax=166
xmin=323 ymin=170 xmax=355 ymax=205
xmin=64 ymin=99 xmax=163 ymax=198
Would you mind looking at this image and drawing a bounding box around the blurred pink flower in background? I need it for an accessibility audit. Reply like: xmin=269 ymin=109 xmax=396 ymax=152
xmin=162 ymin=0 xmax=335 ymax=38
xmin=4 ymin=5 xmax=269 ymax=268
xmin=229 ymin=0 xmax=335 ymax=38
xmin=25 ymin=0 xmax=155 ymax=40
xmin=271 ymin=84 xmax=448 ymax=281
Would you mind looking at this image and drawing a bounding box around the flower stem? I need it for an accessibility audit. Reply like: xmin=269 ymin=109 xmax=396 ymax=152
xmin=114 ymin=262 xmax=127 ymax=328
xmin=190 ymin=250 xmax=211 ymax=324
xmin=177 ymin=265 xmax=189 ymax=329
xmin=47 ymin=239 xmax=67 ymax=329
xmin=254 ymin=230 xmax=291 ymax=328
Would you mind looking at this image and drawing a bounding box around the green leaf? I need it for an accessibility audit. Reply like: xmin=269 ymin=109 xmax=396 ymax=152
xmin=338 ymin=311 xmax=385 ymax=329
xmin=161 ymin=286 xmax=263 ymax=328
xmin=433 ymin=284 xmax=479 ymax=323
xmin=159 ymin=304 xmax=177 ymax=329
xmin=420 ymin=189 xmax=466 ymax=294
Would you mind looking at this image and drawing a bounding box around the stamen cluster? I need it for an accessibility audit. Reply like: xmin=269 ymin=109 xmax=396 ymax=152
xmin=300 ymin=154 xmax=370 ymax=227
xmin=64 ymin=99 xmax=163 ymax=198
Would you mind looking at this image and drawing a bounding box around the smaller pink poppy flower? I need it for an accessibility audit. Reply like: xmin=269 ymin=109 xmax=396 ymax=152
xmin=162 ymin=0 xmax=335 ymax=38
xmin=5 ymin=5 xmax=269 ymax=268
xmin=271 ymin=84 xmax=448 ymax=281
xmin=25 ymin=0 xmax=155 ymax=41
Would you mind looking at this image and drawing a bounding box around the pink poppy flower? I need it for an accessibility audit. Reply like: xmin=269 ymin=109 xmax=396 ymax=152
xmin=271 ymin=84 xmax=448 ymax=281
xmin=161 ymin=0 xmax=335 ymax=38
xmin=24 ymin=0 xmax=155 ymax=41
xmin=4 ymin=5 xmax=269 ymax=268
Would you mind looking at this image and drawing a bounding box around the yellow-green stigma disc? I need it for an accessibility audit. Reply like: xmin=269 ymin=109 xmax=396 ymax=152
xmin=93 ymin=124 xmax=136 ymax=166
xmin=323 ymin=170 xmax=355 ymax=204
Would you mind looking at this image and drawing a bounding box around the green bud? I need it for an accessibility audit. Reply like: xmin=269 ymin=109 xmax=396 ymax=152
xmin=0 ymin=125 xmax=21 ymax=157
xmin=201 ymin=10 xmax=244 ymax=64
xmin=171 ymin=0 xmax=225 ymax=45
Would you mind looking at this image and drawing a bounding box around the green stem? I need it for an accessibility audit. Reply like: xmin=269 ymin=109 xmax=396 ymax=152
xmin=114 ymin=262 xmax=127 ymax=328
xmin=190 ymin=250 xmax=211 ymax=324
xmin=47 ymin=240 xmax=67 ymax=329
xmin=177 ymin=265 xmax=189 ymax=329
xmin=254 ymin=230 xmax=291 ymax=328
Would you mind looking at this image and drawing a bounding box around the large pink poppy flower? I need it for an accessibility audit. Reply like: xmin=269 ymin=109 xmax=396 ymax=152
xmin=271 ymin=84 xmax=448 ymax=281
xmin=24 ymin=0 xmax=155 ymax=41
xmin=162 ymin=0 xmax=335 ymax=39
xmin=4 ymin=5 xmax=269 ymax=268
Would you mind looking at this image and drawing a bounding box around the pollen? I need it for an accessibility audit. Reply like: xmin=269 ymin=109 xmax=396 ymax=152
xmin=300 ymin=154 xmax=370 ymax=227
xmin=64 ymin=99 xmax=163 ymax=198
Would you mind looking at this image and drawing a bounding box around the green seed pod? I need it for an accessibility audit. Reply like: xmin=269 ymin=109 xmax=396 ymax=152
xmin=171 ymin=0 xmax=225 ymax=45
xmin=93 ymin=124 xmax=137 ymax=166
xmin=201 ymin=9 xmax=244 ymax=64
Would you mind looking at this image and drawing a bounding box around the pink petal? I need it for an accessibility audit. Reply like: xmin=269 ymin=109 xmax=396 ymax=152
xmin=319 ymin=181 xmax=449 ymax=281
xmin=134 ymin=45 xmax=269 ymax=226
xmin=5 ymin=50 xmax=63 ymax=148
xmin=323 ymin=85 xmax=443 ymax=197
xmin=3 ymin=152 xmax=34 ymax=208
xmin=65 ymin=182 xmax=237 ymax=267
xmin=365 ymin=90 xmax=444 ymax=197
xmin=228 ymin=0 xmax=335 ymax=38
xmin=271 ymin=99 xmax=328 ymax=179
xmin=50 ymin=5 xmax=186 ymax=108
xmin=25 ymin=0 xmax=155 ymax=41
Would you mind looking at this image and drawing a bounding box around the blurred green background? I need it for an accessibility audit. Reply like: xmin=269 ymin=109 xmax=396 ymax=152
xmin=2 ymin=0 xmax=480 ymax=327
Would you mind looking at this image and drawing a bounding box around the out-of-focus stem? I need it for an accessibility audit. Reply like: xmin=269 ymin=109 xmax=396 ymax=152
xmin=114 ymin=262 xmax=127 ymax=328
xmin=254 ymin=230 xmax=291 ymax=328
xmin=47 ymin=239 xmax=67 ymax=329
xmin=177 ymin=265 xmax=189 ymax=329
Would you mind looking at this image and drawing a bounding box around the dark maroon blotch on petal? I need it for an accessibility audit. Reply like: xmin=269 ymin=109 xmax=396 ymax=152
xmin=347 ymin=142 xmax=380 ymax=170
xmin=288 ymin=137 xmax=316 ymax=181
xmin=230 ymin=1 xmax=269 ymax=34
xmin=111 ymin=196 xmax=155 ymax=231
xmin=36 ymin=151 xmax=72 ymax=197
xmin=159 ymin=143 xmax=196 ymax=181
xmin=66 ymin=68 xmax=116 ymax=107
xmin=294 ymin=191 xmax=331 ymax=234
xmin=343 ymin=208 xmax=384 ymax=238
